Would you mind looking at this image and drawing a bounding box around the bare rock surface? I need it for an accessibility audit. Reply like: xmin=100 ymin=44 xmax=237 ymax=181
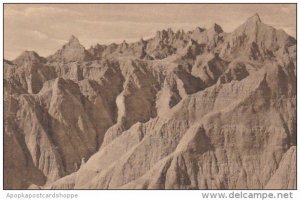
xmin=4 ymin=14 xmax=296 ymax=189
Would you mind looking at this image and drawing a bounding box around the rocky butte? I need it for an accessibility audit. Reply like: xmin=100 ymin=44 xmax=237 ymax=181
xmin=4 ymin=14 xmax=296 ymax=189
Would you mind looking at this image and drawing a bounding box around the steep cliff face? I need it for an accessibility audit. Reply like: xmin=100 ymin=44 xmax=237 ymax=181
xmin=4 ymin=14 xmax=296 ymax=189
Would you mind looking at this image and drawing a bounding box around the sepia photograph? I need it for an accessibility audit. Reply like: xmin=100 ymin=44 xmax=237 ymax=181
xmin=3 ymin=2 xmax=297 ymax=193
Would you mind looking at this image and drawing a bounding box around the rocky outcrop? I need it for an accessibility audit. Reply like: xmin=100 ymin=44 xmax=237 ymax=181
xmin=5 ymin=52 xmax=56 ymax=94
xmin=4 ymin=13 xmax=296 ymax=189
xmin=220 ymin=14 xmax=296 ymax=61
xmin=48 ymin=35 xmax=93 ymax=63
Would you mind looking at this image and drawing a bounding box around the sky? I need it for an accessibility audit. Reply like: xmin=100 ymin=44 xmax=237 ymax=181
xmin=4 ymin=4 xmax=296 ymax=60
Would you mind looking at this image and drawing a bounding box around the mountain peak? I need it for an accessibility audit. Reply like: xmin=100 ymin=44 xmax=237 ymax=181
xmin=47 ymin=35 xmax=92 ymax=62
xmin=13 ymin=50 xmax=46 ymax=66
xmin=68 ymin=35 xmax=80 ymax=45
xmin=246 ymin=13 xmax=262 ymax=23
xmin=194 ymin=27 xmax=206 ymax=33
xmin=20 ymin=50 xmax=40 ymax=57
xmin=155 ymin=28 xmax=175 ymax=40
xmin=210 ymin=23 xmax=223 ymax=33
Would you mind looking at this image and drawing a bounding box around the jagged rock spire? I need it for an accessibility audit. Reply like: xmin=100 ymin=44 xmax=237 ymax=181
xmin=246 ymin=13 xmax=262 ymax=23
xmin=211 ymin=23 xmax=223 ymax=33
xmin=13 ymin=50 xmax=46 ymax=66
xmin=68 ymin=35 xmax=81 ymax=45
xmin=47 ymin=35 xmax=92 ymax=62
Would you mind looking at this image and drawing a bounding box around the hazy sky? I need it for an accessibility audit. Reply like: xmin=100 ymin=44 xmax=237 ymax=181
xmin=4 ymin=4 xmax=296 ymax=60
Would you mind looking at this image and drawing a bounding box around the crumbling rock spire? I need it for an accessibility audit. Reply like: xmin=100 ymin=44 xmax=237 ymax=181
xmin=68 ymin=35 xmax=80 ymax=45
xmin=211 ymin=23 xmax=223 ymax=33
xmin=246 ymin=13 xmax=262 ymax=24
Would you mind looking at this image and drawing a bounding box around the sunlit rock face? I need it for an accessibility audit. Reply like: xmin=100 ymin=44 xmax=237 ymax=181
xmin=4 ymin=14 xmax=296 ymax=189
